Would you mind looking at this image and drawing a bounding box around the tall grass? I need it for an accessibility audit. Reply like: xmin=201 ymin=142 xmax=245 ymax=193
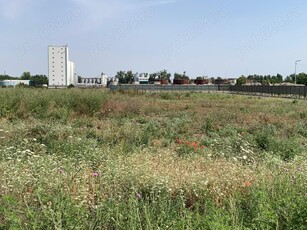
xmin=0 ymin=88 xmax=306 ymax=229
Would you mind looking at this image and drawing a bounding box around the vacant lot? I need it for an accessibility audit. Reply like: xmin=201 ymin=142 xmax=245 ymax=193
xmin=0 ymin=88 xmax=306 ymax=229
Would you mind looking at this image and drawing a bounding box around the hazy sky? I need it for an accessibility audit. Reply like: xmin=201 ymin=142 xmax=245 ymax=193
xmin=1 ymin=0 xmax=307 ymax=78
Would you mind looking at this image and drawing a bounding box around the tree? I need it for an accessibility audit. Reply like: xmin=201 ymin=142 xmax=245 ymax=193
xmin=31 ymin=75 xmax=48 ymax=85
xmin=20 ymin=72 xmax=31 ymax=80
xmin=174 ymin=72 xmax=189 ymax=80
xmin=149 ymin=70 xmax=171 ymax=83
xmin=116 ymin=71 xmax=126 ymax=84
xmin=149 ymin=73 xmax=158 ymax=83
xmin=125 ymin=71 xmax=134 ymax=84
xmin=236 ymin=75 xmax=247 ymax=85
xmin=285 ymin=73 xmax=307 ymax=85
xmin=296 ymin=73 xmax=307 ymax=85
xmin=0 ymin=74 xmax=18 ymax=80
xmin=285 ymin=74 xmax=294 ymax=83
xmin=116 ymin=71 xmax=134 ymax=84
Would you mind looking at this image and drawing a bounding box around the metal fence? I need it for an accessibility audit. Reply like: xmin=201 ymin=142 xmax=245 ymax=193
xmin=109 ymin=84 xmax=307 ymax=98
xmin=229 ymin=85 xmax=307 ymax=98
xmin=109 ymin=84 xmax=229 ymax=92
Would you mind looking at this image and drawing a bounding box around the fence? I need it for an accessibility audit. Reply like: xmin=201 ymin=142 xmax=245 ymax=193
xmin=229 ymin=85 xmax=307 ymax=98
xmin=109 ymin=84 xmax=307 ymax=98
xmin=109 ymin=84 xmax=229 ymax=92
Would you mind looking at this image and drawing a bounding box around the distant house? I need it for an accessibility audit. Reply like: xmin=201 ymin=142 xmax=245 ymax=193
xmin=134 ymin=73 xmax=149 ymax=84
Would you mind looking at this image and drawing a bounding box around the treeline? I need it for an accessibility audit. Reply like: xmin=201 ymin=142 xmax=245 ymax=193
xmin=237 ymin=73 xmax=307 ymax=85
xmin=0 ymin=72 xmax=48 ymax=86
xmin=115 ymin=70 xmax=307 ymax=86
xmin=2 ymin=71 xmax=307 ymax=86
xmin=115 ymin=70 xmax=204 ymax=84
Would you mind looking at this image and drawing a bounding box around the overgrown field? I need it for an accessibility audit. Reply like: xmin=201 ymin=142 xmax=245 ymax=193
xmin=0 ymin=88 xmax=306 ymax=229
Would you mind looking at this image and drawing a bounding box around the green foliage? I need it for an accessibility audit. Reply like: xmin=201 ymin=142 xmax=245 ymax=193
xmin=0 ymin=74 xmax=19 ymax=81
xmin=116 ymin=70 xmax=135 ymax=84
xmin=236 ymin=75 xmax=247 ymax=85
xmin=285 ymin=73 xmax=307 ymax=85
xmin=20 ymin=72 xmax=48 ymax=85
xmin=247 ymin=73 xmax=284 ymax=84
xmin=149 ymin=70 xmax=171 ymax=83
xmin=0 ymin=89 xmax=306 ymax=228
xmin=174 ymin=71 xmax=189 ymax=80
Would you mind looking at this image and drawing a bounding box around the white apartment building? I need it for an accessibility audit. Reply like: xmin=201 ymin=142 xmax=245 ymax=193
xmin=48 ymin=45 xmax=75 ymax=88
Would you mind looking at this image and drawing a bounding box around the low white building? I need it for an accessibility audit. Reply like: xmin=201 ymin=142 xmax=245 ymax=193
xmin=78 ymin=73 xmax=108 ymax=87
xmin=0 ymin=80 xmax=31 ymax=87
xmin=134 ymin=73 xmax=149 ymax=84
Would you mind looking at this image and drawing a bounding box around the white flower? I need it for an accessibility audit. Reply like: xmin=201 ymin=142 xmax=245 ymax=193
xmin=242 ymin=155 xmax=247 ymax=160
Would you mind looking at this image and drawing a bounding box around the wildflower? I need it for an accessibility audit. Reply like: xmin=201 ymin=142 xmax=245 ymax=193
xmin=92 ymin=172 xmax=99 ymax=177
xmin=33 ymin=138 xmax=37 ymax=141
xmin=245 ymin=181 xmax=251 ymax=188
xmin=136 ymin=193 xmax=142 ymax=199
xmin=200 ymin=146 xmax=205 ymax=149
xmin=242 ymin=155 xmax=247 ymax=160
xmin=192 ymin=142 xmax=198 ymax=148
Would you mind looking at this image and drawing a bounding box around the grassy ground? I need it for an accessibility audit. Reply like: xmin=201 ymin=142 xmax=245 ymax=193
xmin=0 ymin=88 xmax=306 ymax=229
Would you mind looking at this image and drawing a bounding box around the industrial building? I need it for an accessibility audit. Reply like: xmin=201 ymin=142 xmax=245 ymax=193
xmin=48 ymin=45 xmax=75 ymax=88
xmin=78 ymin=73 xmax=108 ymax=87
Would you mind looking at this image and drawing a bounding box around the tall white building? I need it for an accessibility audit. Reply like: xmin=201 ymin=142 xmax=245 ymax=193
xmin=48 ymin=45 xmax=75 ymax=88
